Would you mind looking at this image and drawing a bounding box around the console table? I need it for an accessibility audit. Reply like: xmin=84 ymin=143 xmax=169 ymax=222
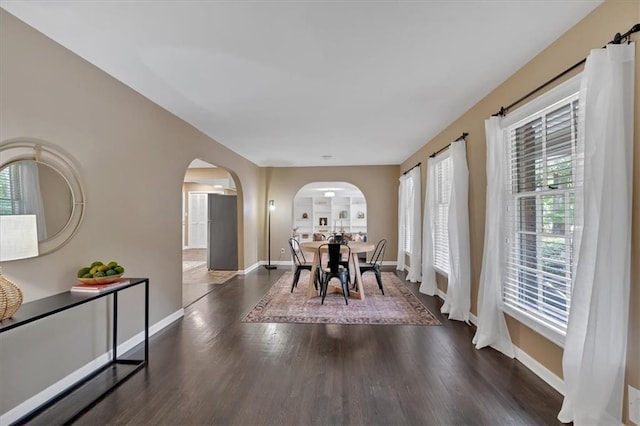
xmin=0 ymin=278 xmax=149 ymax=425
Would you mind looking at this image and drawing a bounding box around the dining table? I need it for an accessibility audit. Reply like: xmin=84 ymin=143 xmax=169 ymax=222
xmin=299 ymin=240 xmax=375 ymax=301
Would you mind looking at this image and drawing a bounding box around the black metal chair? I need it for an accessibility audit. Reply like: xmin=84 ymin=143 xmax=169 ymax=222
xmin=289 ymin=238 xmax=319 ymax=292
xmin=318 ymin=243 xmax=350 ymax=305
xmin=327 ymin=234 xmax=352 ymax=283
xmin=357 ymin=238 xmax=386 ymax=295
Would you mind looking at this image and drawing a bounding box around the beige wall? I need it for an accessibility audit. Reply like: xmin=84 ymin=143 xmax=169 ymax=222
xmin=0 ymin=9 xmax=264 ymax=414
xmin=400 ymin=0 xmax=639 ymax=422
xmin=264 ymin=166 xmax=399 ymax=263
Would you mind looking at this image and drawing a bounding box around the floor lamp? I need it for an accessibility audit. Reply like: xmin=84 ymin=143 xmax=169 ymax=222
xmin=264 ymin=199 xmax=277 ymax=270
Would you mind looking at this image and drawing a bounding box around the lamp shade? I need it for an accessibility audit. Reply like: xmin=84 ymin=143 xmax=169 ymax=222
xmin=0 ymin=214 xmax=39 ymax=261
xmin=0 ymin=214 xmax=36 ymax=319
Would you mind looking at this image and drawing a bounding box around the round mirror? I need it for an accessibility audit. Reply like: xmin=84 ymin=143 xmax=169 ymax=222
xmin=0 ymin=140 xmax=85 ymax=259
xmin=1 ymin=161 xmax=74 ymax=241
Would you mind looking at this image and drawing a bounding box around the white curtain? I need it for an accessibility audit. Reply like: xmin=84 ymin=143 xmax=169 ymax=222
xmin=558 ymin=43 xmax=635 ymax=426
xmin=407 ymin=167 xmax=422 ymax=282
xmin=419 ymin=157 xmax=437 ymax=296
xmin=472 ymin=117 xmax=515 ymax=358
xmin=18 ymin=161 xmax=46 ymax=241
xmin=396 ymin=176 xmax=407 ymax=271
xmin=440 ymin=140 xmax=470 ymax=322
xmin=396 ymin=167 xmax=422 ymax=282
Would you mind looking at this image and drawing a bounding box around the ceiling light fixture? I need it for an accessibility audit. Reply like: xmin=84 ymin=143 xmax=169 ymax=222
xmin=324 ymin=191 xmax=335 ymax=197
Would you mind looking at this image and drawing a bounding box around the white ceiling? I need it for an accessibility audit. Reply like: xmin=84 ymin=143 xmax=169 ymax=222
xmin=1 ymin=0 xmax=602 ymax=167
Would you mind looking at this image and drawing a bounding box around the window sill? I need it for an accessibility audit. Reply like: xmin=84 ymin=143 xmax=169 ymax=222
xmin=433 ymin=266 xmax=449 ymax=278
xmin=501 ymin=304 xmax=566 ymax=348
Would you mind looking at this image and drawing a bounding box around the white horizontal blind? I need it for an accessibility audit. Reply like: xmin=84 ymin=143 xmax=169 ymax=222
xmin=0 ymin=165 xmax=21 ymax=215
xmin=503 ymin=93 xmax=581 ymax=333
xmin=433 ymin=154 xmax=452 ymax=274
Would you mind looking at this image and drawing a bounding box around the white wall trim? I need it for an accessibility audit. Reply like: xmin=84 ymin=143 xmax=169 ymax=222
xmin=0 ymin=309 xmax=184 ymax=426
xmin=239 ymin=262 xmax=260 ymax=275
xmin=117 ymin=309 xmax=184 ymax=355
xmin=513 ymin=346 xmax=565 ymax=396
xmin=433 ymin=287 xmax=564 ymax=396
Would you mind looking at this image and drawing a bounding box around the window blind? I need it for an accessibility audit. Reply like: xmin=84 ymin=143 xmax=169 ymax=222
xmin=433 ymin=154 xmax=452 ymax=274
xmin=503 ymin=93 xmax=581 ymax=332
xmin=0 ymin=164 xmax=21 ymax=215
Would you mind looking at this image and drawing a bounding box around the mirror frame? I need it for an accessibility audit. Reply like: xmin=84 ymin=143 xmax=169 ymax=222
xmin=0 ymin=139 xmax=85 ymax=258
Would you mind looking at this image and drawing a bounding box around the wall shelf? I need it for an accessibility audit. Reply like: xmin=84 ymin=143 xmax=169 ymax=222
xmin=293 ymin=195 xmax=367 ymax=242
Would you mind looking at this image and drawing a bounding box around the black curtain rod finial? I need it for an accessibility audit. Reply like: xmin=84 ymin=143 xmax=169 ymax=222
xmin=611 ymin=23 xmax=639 ymax=44
xmin=492 ymin=23 xmax=638 ymax=117
xmin=492 ymin=106 xmax=507 ymax=117
xmin=612 ymin=32 xmax=623 ymax=44
xmin=429 ymin=131 xmax=470 ymax=158
xmin=402 ymin=161 xmax=421 ymax=175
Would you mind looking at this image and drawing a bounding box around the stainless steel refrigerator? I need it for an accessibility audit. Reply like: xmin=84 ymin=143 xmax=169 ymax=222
xmin=207 ymin=194 xmax=238 ymax=271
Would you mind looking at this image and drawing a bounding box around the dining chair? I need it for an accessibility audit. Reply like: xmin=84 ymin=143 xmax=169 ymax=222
xmin=327 ymin=235 xmax=352 ymax=283
xmin=357 ymin=238 xmax=386 ymax=295
xmin=289 ymin=238 xmax=319 ymax=292
xmin=318 ymin=243 xmax=350 ymax=305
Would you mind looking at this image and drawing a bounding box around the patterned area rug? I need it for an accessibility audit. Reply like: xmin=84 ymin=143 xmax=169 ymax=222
xmin=242 ymin=271 xmax=440 ymax=325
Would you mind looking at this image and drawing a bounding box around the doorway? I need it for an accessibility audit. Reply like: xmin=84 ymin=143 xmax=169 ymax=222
xmin=292 ymin=181 xmax=368 ymax=243
xmin=182 ymin=159 xmax=239 ymax=307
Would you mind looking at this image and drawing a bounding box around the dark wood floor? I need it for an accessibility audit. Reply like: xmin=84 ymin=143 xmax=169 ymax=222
xmin=72 ymin=267 xmax=563 ymax=425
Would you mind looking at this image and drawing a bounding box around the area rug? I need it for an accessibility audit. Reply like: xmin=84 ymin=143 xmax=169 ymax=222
xmin=242 ymin=271 xmax=440 ymax=325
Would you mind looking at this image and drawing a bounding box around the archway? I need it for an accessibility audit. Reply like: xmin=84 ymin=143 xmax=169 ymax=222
xmin=292 ymin=181 xmax=368 ymax=243
xmin=181 ymin=159 xmax=240 ymax=307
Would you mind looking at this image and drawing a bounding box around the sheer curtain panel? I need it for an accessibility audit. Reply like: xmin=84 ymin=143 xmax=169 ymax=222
xmin=19 ymin=161 xmax=46 ymax=241
xmin=406 ymin=167 xmax=422 ymax=282
xmin=472 ymin=117 xmax=515 ymax=358
xmin=420 ymin=157 xmax=438 ymax=296
xmin=396 ymin=176 xmax=407 ymax=272
xmin=558 ymin=43 xmax=635 ymax=426
xmin=440 ymin=140 xmax=470 ymax=322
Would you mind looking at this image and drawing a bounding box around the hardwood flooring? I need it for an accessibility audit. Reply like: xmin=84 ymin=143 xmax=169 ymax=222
xmin=182 ymin=248 xmax=237 ymax=308
xmin=74 ymin=267 xmax=563 ymax=425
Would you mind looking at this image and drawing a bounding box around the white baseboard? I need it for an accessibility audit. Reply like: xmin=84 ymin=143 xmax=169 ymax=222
xmin=433 ymin=288 xmax=563 ymax=395
xmin=239 ymin=262 xmax=260 ymax=275
xmin=116 ymin=309 xmax=184 ymax=355
xmin=0 ymin=309 xmax=184 ymax=426
xmin=513 ymin=346 xmax=565 ymax=396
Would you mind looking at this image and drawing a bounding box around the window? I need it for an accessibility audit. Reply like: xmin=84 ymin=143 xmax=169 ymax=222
xmin=403 ymin=177 xmax=414 ymax=254
xmin=502 ymin=89 xmax=581 ymax=340
xmin=433 ymin=152 xmax=452 ymax=274
xmin=0 ymin=164 xmax=23 ymax=215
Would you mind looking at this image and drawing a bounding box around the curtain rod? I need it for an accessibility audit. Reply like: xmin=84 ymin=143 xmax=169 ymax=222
xmin=429 ymin=132 xmax=469 ymax=158
xmin=492 ymin=23 xmax=639 ymax=117
xmin=402 ymin=162 xmax=421 ymax=175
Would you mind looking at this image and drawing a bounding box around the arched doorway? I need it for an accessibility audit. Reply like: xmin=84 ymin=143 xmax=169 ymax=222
xmin=182 ymin=159 xmax=239 ymax=307
xmin=292 ymin=181 xmax=368 ymax=243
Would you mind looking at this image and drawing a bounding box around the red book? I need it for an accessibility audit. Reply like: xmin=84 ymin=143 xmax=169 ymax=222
xmin=70 ymin=279 xmax=131 ymax=293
